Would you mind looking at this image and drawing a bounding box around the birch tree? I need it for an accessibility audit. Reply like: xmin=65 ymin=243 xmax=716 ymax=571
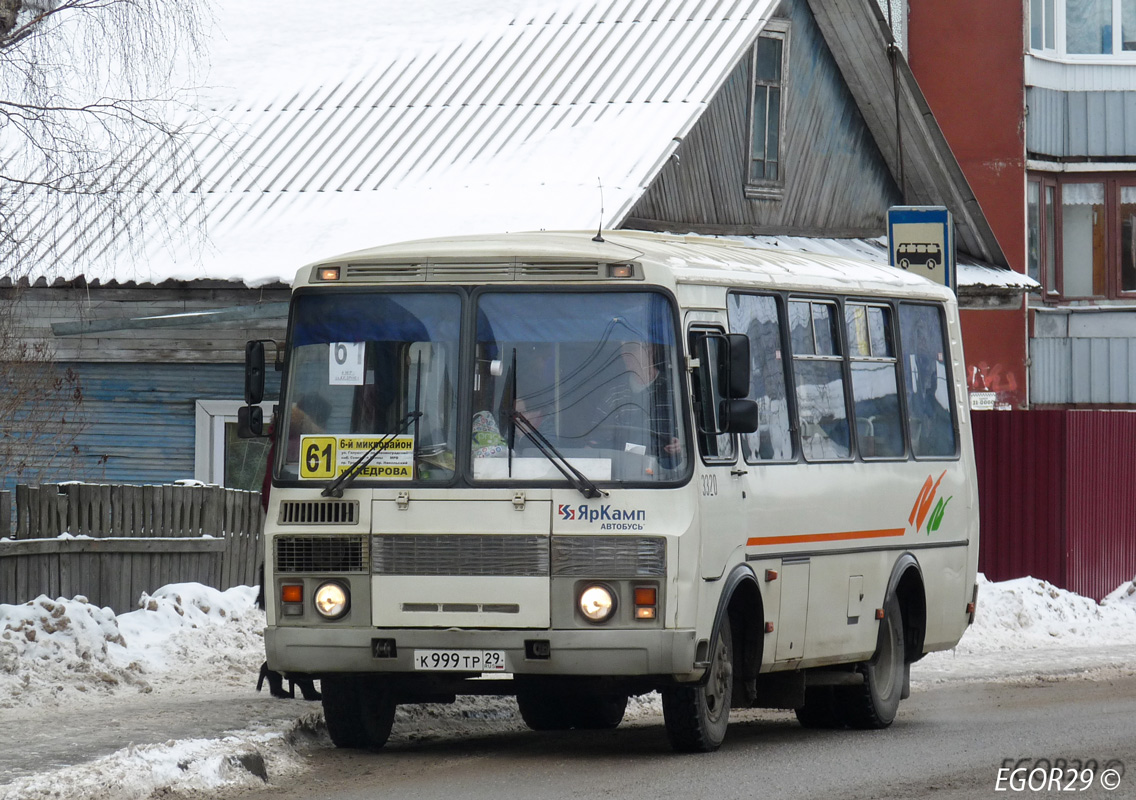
xmin=0 ymin=0 xmax=210 ymax=487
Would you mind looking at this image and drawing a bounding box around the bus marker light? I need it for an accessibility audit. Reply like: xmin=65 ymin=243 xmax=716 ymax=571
xmin=966 ymin=602 xmax=976 ymax=615
xmin=633 ymin=587 xmax=656 ymax=620
xmin=765 ymin=622 xmax=774 ymax=633
xmin=608 ymin=263 xmax=634 ymax=278
xmin=875 ymin=608 xmax=885 ymax=619
xmin=317 ymin=266 xmax=341 ymax=281
xmin=281 ymin=584 xmax=303 ymax=604
xmin=765 ymin=569 xmax=778 ymax=582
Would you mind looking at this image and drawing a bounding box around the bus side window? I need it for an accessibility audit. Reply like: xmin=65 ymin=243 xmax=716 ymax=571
xmin=688 ymin=329 xmax=736 ymax=462
xmin=727 ymin=293 xmax=794 ymax=462
xmin=789 ymin=300 xmax=850 ymax=461
xmin=899 ymin=303 xmax=957 ymax=458
xmin=845 ymin=303 xmax=903 ymax=459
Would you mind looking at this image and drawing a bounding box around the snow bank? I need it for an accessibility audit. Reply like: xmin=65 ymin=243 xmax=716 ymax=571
xmin=958 ymin=574 xmax=1136 ymax=653
xmin=0 ymin=584 xmax=264 ymax=709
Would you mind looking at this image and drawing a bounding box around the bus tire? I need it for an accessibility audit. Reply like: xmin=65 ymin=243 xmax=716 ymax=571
xmin=516 ymin=690 xmax=573 ymax=731
xmin=662 ymin=620 xmax=733 ymax=752
xmin=841 ymin=594 xmax=904 ymax=729
xmin=322 ymin=677 xmax=396 ymax=749
xmin=795 ymin=685 xmax=846 ymax=729
xmin=322 ymin=677 xmax=369 ymax=748
xmin=571 ymin=693 xmax=628 ymax=729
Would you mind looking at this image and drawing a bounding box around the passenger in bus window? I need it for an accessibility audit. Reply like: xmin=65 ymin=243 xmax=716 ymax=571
xmin=908 ymin=356 xmax=955 ymax=457
xmin=286 ymin=393 xmax=331 ymax=461
xmin=593 ymin=341 xmax=682 ymax=469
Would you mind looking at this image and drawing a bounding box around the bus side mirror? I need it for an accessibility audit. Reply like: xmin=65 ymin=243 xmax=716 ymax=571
xmin=721 ymin=333 xmax=751 ymax=400
xmin=237 ymin=404 xmax=264 ymax=438
xmin=719 ymin=399 xmax=759 ymax=434
xmin=245 ymin=341 xmax=265 ymax=405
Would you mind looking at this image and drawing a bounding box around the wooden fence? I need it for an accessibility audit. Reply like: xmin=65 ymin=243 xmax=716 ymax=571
xmin=0 ymin=483 xmax=263 ymax=613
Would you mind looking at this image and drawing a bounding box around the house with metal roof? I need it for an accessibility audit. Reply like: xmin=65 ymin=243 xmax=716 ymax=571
xmin=13 ymin=0 xmax=1026 ymax=493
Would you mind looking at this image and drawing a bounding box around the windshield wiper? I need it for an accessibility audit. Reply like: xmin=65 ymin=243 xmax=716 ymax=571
xmin=510 ymin=409 xmax=607 ymax=499
xmin=503 ymin=347 xmax=606 ymax=500
xmin=321 ymin=410 xmax=422 ymax=498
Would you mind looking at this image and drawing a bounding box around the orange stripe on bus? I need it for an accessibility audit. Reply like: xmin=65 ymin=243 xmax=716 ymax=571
xmin=746 ymin=528 xmax=906 ymax=547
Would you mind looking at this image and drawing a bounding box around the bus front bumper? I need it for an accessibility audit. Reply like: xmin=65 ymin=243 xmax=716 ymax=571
xmin=265 ymin=626 xmax=700 ymax=679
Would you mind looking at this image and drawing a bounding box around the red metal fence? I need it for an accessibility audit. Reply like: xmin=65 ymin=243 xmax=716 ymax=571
xmin=973 ymin=409 xmax=1136 ymax=601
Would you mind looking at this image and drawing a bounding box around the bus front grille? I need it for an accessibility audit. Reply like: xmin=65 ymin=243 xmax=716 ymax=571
xmin=278 ymin=500 xmax=359 ymax=525
xmin=371 ymin=534 xmax=549 ymax=577
xmin=551 ymin=536 xmax=666 ymax=577
xmin=276 ymin=535 xmax=369 ymax=573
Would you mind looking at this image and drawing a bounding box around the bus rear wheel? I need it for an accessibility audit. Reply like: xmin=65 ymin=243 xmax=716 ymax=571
xmin=322 ymin=676 xmax=396 ymax=749
xmin=840 ymin=595 xmax=905 ymax=729
xmin=662 ymin=620 xmax=733 ymax=752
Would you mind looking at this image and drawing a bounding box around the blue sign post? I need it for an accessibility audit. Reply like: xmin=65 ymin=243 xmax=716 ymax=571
xmin=887 ymin=206 xmax=955 ymax=293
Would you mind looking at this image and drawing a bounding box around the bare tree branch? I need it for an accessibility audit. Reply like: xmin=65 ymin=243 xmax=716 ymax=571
xmin=0 ymin=0 xmax=212 ymax=282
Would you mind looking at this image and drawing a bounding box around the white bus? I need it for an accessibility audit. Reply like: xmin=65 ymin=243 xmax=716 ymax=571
xmin=242 ymin=230 xmax=979 ymax=753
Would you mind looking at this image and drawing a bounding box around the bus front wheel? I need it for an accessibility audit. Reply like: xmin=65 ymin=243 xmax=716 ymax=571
xmin=322 ymin=676 xmax=396 ymax=749
xmin=662 ymin=620 xmax=733 ymax=752
xmin=841 ymin=594 xmax=905 ymax=729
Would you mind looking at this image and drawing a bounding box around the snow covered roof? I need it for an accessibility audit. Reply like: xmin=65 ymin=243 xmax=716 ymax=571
xmin=52 ymin=0 xmax=781 ymax=288
xmin=25 ymin=0 xmax=1027 ymax=294
xmin=716 ymin=234 xmax=1040 ymax=291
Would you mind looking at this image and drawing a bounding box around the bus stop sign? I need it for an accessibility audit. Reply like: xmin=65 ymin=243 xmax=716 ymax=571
xmin=887 ymin=206 xmax=955 ymax=292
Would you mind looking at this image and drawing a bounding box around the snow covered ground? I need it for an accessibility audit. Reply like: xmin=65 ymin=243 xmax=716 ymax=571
xmin=1 ymin=575 xmax=1135 ymax=799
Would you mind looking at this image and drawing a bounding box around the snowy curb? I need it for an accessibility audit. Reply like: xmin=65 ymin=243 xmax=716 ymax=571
xmin=0 ymin=712 xmax=323 ymax=800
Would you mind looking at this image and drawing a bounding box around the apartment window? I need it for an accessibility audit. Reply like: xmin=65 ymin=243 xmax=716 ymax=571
xmin=1031 ymin=0 xmax=1136 ymax=55
xmin=1032 ymin=0 xmax=1058 ymax=49
xmin=1062 ymin=182 xmax=1106 ymax=296
xmin=1122 ymin=185 xmax=1136 ymax=291
xmin=1028 ymin=174 xmax=1136 ymax=299
xmin=746 ymin=23 xmax=789 ymax=199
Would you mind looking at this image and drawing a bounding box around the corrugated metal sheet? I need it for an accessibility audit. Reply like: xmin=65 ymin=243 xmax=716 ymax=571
xmin=973 ymin=409 xmax=1136 ymax=601
xmin=1026 ymin=86 xmax=1136 ymax=158
xmin=1030 ymin=336 xmax=1136 ymax=405
xmin=1066 ymin=411 xmax=1136 ymax=599
xmin=200 ymin=1 xmax=774 ymax=198
xmin=1026 ymin=55 xmax=1136 ymax=93
xmin=0 ymin=363 xmax=280 ymax=496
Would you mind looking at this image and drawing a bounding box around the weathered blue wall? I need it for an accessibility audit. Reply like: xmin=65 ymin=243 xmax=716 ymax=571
xmin=4 ymin=363 xmax=282 ymax=495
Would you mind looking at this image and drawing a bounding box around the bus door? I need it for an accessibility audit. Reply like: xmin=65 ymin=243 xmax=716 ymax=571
xmin=686 ymin=319 xmax=747 ymax=580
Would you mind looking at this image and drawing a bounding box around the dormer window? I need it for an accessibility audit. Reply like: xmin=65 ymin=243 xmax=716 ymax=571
xmin=746 ymin=22 xmax=790 ymax=200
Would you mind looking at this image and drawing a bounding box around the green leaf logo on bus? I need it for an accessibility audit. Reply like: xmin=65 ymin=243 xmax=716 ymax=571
xmin=909 ymin=470 xmax=952 ymax=535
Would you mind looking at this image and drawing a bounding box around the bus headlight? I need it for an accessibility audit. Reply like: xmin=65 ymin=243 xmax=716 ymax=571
xmin=578 ymin=584 xmax=616 ymax=623
xmin=314 ymin=581 xmax=350 ymax=619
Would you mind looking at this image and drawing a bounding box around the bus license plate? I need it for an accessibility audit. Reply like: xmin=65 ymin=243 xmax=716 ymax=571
xmin=413 ymin=649 xmax=507 ymax=672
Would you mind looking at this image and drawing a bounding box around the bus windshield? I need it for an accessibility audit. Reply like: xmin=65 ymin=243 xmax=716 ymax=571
xmin=279 ymin=291 xmax=460 ymax=483
xmin=472 ymin=291 xmax=688 ymax=485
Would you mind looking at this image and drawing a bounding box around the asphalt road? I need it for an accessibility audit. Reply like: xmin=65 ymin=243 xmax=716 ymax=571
xmin=221 ymin=674 xmax=1136 ymax=800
